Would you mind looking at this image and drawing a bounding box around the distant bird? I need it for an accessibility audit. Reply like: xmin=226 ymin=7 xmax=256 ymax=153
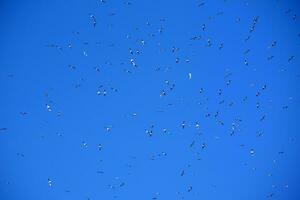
xmin=207 ymin=39 xmax=212 ymax=47
xmin=160 ymin=90 xmax=166 ymax=97
xmin=48 ymin=178 xmax=53 ymax=187
xmin=181 ymin=121 xmax=186 ymax=129
xmin=260 ymin=115 xmax=266 ymax=121
xmin=219 ymin=43 xmax=224 ymax=50
xmin=198 ymin=1 xmax=205 ymax=7
xmin=120 ymin=182 xmax=125 ymax=187
xmin=19 ymin=112 xmax=28 ymax=115
xmin=82 ymin=142 xmax=88 ymax=148
xmin=130 ymin=58 xmax=137 ymax=67
xmin=190 ymin=141 xmax=195 ymax=148
xmin=293 ymin=14 xmax=297 ymax=21
xmin=288 ymin=55 xmax=295 ymax=62
xmin=162 ymin=128 xmax=168 ymax=134
xmin=195 ymin=122 xmax=200 ymax=129
xmin=105 ymin=126 xmax=112 ymax=132
xmin=146 ymin=126 xmax=154 ymax=137
xmin=244 ymin=49 xmax=250 ymax=54
xmin=0 ymin=128 xmax=7 ymax=132
xmin=181 ymin=170 xmax=185 ymax=176
xmin=90 ymin=14 xmax=97 ymax=27
xmin=46 ymin=104 xmax=52 ymax=112
xmin=250 ymin=149 xmax=255 ymax=156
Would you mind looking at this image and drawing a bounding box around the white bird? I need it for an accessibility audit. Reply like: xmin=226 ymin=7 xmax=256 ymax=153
xmin=46 ymin=104 xmax=52 ymax=112
xmin=48 ymin=178 xmax=53 ymax=187
xmin=82 ymin=142 xmax=88 ymax=148
xmin=195 ymin=122 xmax=200 ymax=129
xmin=250 ymin=149 xmax=255 ymax=156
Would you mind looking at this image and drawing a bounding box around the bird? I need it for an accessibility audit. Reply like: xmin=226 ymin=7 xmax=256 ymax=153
xmin=90 ymin=14 xmax=97 ymax=27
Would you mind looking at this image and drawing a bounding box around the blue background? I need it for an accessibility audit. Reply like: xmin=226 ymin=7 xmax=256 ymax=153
xmin=0 ymin=0 xmax=300 ymax=199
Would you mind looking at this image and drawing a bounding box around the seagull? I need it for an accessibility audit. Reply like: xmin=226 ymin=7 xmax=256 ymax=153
xmin=46 ymin=104 xmax=52 ymax=112
xmin=158 ymin=26 xmax=163 ymax=33
xmin=199 ymin=88 xmax=204 ymax=93
xmin=146 ymin=126 xmax=154 ymax=137
xmin=207 ymin=39 xmax=212 ymax=47
xmin=256 ymin=102 xmax=260 ymax=109
xmin=190 ymin=36 xmax=201 ymax=40
xmin=198 ymin=2 xmax=205 ymax=7
xmin=268 ymin=41 xmax=277 ymax=48
xmin=190 ymin=140 xmax=195 ymax=148
xmin=0 ymin=128 xmax=7 ymax=131
xmin=161 ymin=152 xmax=167 ymax=156
xmin=162 ymin=128 xmax=168 ymax=134
xmin=244 ymin=49 xmax=250 ymax=54
xmin=129 ymin=48 xmax=133 ymax=55
xmin=19 ymin=112 xmax=28 ymax=115
xmin=181 ymin=170 xmax=185 ymax=176
xmin=120 ymin=182 xmax=125 ymax=187
xmin=195 ymin=122 xmax=200 ymax=129
xmin=181 ymin=121 xmax=186 ymax=129
xmin=48 ymin=178 xmax=53 ymax=187
xmin=219 ymin=43 xmax=224 ymax=50
xmin=256 ymin=131 xmax=263 ymax=137
xmin=288 ymin=56 xmax=294 ymax=62
xmin=130 ymin=58 xmax=137 ymax=67
xmin=226 ymin=80 xmax=231 ymax=86
xmin=105 ymin=126 xmax=112 ymax=132
xmin=94 ymin=66 xmax=100 ymax=72
xmin=90 ymin=14 xmax=97 ymax=27
xmin=82 ymin=142 xmax=88 ymax=148
xmin=160 ymin=90 xmax=166 ymax=97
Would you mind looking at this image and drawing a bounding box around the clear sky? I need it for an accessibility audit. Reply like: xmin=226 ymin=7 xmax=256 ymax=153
xmin=0 ymin=0 xmax=300 ymax=200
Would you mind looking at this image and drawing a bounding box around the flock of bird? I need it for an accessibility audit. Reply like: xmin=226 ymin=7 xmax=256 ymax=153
xmin=1 ymin=0 xmax=300 ymax=200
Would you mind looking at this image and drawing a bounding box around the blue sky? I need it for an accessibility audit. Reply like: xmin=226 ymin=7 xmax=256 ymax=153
xmin=0 ymin=0 xmax=300 ymax=199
